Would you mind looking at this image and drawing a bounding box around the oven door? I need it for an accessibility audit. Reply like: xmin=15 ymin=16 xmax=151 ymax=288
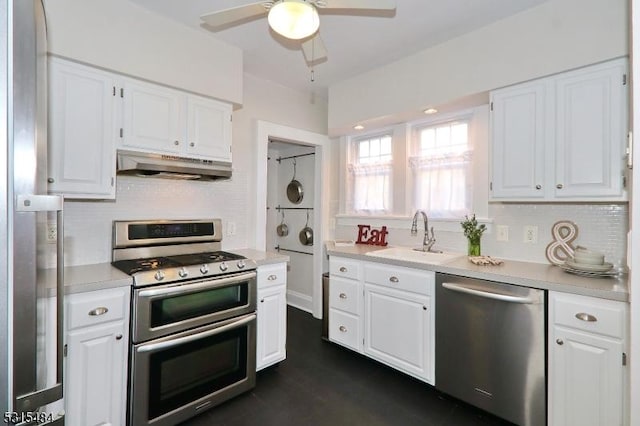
xmin=130 ymin=313 xmax=257 ymax=426
xmin=133 ymin=271 xmax=256 ymax=342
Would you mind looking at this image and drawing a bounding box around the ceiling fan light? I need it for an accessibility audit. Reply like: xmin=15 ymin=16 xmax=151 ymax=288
xmin=268 ymin=0 xmax=320 ymax=40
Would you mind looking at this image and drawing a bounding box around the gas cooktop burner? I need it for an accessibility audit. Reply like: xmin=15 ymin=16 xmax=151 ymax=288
xmin=112 ymin=251 xmax=247 ymax=276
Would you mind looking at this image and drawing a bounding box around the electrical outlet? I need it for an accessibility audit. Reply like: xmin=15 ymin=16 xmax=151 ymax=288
xmin=227 ymin=221 xmax=237 ymax=236
xmin=496 ymin=225 xmax=509 ymax=242
xmin=523 ymin=225 xmax=538 ymax=244
xmin=46 ymin=222 xmax=57 ymax=243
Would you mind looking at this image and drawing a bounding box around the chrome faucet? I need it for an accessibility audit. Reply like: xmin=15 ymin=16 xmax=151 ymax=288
xmin=411 ymin=210 xmax=437 ymax=252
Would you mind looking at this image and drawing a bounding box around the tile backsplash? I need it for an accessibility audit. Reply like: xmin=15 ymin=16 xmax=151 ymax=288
xmin=335 ymin=203 xmax=629 ymax=268
xmin=56 ymin=173 xmax=249 ymax=267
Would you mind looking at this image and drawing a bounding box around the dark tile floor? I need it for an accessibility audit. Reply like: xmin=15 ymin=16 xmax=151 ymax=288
xmin=180 ymin=306 xmax=515 ymax=426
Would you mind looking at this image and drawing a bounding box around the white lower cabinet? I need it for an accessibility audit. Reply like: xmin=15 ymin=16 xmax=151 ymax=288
xmin=64 ymin=287 xmax=130 ymax=426
xmin=256 ymin=263 xmax=287 ymax=371
xmin=364 ymin=283 xmax=431 ymax=382
xmin=549 ymin=291 xmax=628 ymax=426
xmin=328 ymin=256 xmax=434 ymax=384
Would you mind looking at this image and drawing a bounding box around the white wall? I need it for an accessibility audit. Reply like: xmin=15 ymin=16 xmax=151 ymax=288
xmin=43 ymin=0 xmax=243 ymax=104
xmin=328 ymin=0 xmax=628 ymax=135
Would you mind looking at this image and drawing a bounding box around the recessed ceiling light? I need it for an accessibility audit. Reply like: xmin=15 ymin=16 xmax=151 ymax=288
xmin=423 ymin=108 xmax=438 ymax=115
xmin=353 ymin=125 xmax=364 ymax=130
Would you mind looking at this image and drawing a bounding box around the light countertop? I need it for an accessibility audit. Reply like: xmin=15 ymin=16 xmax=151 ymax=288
xmin=326 ymin=242 xmax=629 ymax=302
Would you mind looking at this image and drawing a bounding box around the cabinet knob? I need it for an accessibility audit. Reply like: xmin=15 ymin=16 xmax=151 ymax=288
xmin=423 ymin=306 xmax=427 ymax=311
xmin=267 ymin=274 xmax=277 ymax=281
xmin=535 ymin=184 xmax=541 ymax=190
xmin=115 ymin=334 xmax=123 ymax=340
xmin=556 ymin=339 xmax=564 ymax=345
xmin=47 ymin=177 xmax=54 ymax=183
xmin=190 ymin=142 xmax=195 ymax=147
xmin=339 ymin=325 xmax=347 ymax=333
xmin=174 ymin=140 xmax=180 ymax=146
xmin=260 ymin=299 xmax=265 ymax=303
xmin=556 ymin=183 xmax=563 ymax=189
xmin=339 ymin=267 xmax=347 ymax=273
xmin=88 ymin=307 xmax=108 ymax=316
xmin=339 ymin=293 xmax=347 ymax=299
xmin=575 ymin=312 xmax=597 ymax=322
xmin=389 ymin=276 xmax=399 ymax=283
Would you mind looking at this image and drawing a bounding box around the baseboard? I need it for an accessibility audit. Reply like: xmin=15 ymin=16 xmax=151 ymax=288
xmin=286 ymin=289 xmax=313 ymax=313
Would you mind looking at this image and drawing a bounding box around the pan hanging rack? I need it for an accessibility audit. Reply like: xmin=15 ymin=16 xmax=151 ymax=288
xmin=276 ymin=152 xmax=315 ymax=163
xmin=275 ymin=205 xmax=313 ymax=211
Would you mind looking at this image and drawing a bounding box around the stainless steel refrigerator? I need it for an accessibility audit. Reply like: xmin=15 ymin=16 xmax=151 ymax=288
xmin=2 ymin=0 xmax=65 ymax=424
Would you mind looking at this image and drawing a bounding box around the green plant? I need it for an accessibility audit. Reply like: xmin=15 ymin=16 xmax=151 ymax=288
xmin=461 ymin=214 xmax=486 ymax=241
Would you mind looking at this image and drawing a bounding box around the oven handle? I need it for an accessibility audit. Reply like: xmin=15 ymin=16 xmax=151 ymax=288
xmin=137 ymin=271 xmax=257 ymax=298
xmin=136 ymin=313 xmax=256 ymax=353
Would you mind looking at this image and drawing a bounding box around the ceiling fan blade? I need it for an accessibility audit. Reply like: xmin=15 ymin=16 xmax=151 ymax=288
xmin=321 ymin=0 xmax=396 ymax=10
xmin=200 ymin=2 xmax=269 ymax=29
xmin=301 ymin=34 xmax=328 ymax=64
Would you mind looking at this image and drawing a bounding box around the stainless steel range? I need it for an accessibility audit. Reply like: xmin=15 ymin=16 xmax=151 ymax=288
xmin=112 ymin=219 xmax=257 ymax=426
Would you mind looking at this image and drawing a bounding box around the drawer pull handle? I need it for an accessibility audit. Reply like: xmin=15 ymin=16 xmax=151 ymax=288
xmin=556 ymin=339 xmax=564 ymax=345
xmin=339 ymin=326 xmax=347 ymax=333
xmin=88 ymin=307 xmax=109 ymax=316
xmin=267 ymin=274 xmax=277 ymax=281
xmin=339 ymin=267 xmax=347 ymax=273
xmin=116 ymin=334 xmax=123 ymax=340
xmin=575 ymin=312 xmax=597 ymax=322
xmin=389 ymin=276 xmax=399 ymax=283
xmin=339 ymin=293 xmax=347 ymax=299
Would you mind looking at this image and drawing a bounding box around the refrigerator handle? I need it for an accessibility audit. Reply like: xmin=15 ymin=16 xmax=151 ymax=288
xmin=15 ymin=195 xmax=65 ymax=411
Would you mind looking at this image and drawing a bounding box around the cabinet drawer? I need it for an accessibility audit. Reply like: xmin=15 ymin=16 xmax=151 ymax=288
xmin=67 ymin=287 xmax=128 ymax=330
xmin=258 ymin=263 xmax=287 ymax=289
xmin=551 ymin=292 xmax=627 ymax=339
xmin=329 ymin=277 xmax=359 ymax=314
xmin=364 ymin=262 xmax=434 ymax=295
xmin=329 ymin=309 xmax=361 ymax=352
xmin=329 ymin=257 xmax=361 ymax=281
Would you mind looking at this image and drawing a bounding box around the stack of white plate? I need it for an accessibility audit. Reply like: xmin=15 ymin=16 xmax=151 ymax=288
xmin=560 ymin=247 xmax=617 ymax=277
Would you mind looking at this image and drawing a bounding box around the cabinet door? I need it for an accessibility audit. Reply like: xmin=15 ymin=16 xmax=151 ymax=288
xmin=554 ymin=59 xmax=627 ymax=200
xmin=121 ymin=79 xmax=183 ymax=153
xmin=490 ymin=81 xmax=547 ymax=199
xmin=256 ymin=284 xmax=287 ymax=371
xmin=549 ymin=327 xmax=624 ymax=426
xmin=186 ymin=95 xmax=232 ymax=161
xmin=363 ymin=283 xmax=432 ymax=383
xmin=65 ymin=321 xmax=127 ymax=426
xmin=48 ymin=59 xmax=117 ymax=199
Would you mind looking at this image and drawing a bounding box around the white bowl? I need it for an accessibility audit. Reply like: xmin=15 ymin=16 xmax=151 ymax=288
xmin=573 ymin=250 xmax=605 ymax=265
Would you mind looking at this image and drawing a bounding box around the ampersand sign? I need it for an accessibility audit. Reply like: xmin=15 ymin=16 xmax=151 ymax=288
xmin=545 ymin=221 xmax=579 ymax=265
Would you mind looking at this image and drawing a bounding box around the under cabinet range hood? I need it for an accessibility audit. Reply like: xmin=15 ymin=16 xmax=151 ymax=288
xmin=117 ymin=150 xmax=232 ymax=180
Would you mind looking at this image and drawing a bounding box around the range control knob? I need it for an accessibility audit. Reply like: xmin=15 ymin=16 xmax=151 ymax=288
xmin=237 ymin=260 xmax=246 ymax=269
xmin=154 ymin=270 xmax=165 ymax=281
xmin=178 ymin=267 xmax=189 ymax=278
xmin=200 ymin=264 xmax=209 ymax=275
xmin=219 ymin=262 xmax=228 ymax=272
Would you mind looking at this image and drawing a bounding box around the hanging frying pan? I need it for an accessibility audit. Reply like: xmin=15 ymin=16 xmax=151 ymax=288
xmin=286 ymin=159 xmax=304 ymax=204
xmin=276 ymin=210 xmax=289 ymax=237
xmin=299 ymin=210 xmax=314 ymax=246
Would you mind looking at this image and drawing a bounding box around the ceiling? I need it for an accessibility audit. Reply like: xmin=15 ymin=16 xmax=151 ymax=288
xmin=129 ymin=0 xmax=548 ymax=97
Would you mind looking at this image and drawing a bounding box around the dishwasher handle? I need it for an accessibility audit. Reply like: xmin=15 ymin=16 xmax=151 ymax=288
xmin=442 ymin=282 xmax=541 ymax=304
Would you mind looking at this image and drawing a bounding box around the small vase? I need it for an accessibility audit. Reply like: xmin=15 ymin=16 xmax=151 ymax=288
xmin=467 ymin=236 xmax=481 ymax=256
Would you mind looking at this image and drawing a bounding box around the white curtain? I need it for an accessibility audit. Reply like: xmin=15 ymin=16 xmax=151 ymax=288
xmin=348 ymin=162 xmax=392 ymax=213
xmin=409 ymin=150 xmax=472 ymax=218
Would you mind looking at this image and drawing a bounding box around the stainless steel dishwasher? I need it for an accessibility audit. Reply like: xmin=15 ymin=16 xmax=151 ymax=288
xmin=435 ymin=273 xmax=546 ymax=426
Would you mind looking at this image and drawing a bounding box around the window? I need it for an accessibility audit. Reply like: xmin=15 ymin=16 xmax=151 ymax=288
xmin=347 ymin=133 xmax=393 ymax=213
xmin=409 ymin=120 xmax=472 ymax=218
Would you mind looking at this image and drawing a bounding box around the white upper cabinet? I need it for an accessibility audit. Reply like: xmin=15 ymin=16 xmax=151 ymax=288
xmin=121 ymin=78 xmax=183 ymax=154
xmin=490 ymin=58 xmax=628 ymax=202
xmin=48 ymin=58 xmax=118 ymax=199
xmin=121 ymin=78 xmax=232 ymax=162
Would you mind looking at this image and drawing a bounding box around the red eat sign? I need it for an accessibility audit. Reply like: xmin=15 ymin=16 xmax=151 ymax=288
xmin=355 ymin=224 xmax=389 ymax=246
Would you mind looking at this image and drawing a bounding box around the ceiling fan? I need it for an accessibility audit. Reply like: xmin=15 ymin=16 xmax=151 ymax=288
xmin=200 ymin=0 xmax=396 ymax=64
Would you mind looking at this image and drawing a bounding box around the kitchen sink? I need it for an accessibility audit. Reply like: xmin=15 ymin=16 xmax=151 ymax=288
xmin=365 ymin=247 xmax=464 ymax=265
